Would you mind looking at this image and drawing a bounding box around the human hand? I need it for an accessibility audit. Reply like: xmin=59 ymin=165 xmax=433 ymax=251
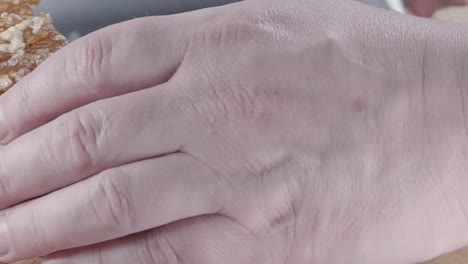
xmin=1 ymin=0 xmax=468 ymax=263
xmin=406 ymin=0 xmax=467 ymax=17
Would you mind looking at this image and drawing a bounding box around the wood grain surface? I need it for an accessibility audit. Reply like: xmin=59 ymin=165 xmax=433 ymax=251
xmin=425 ymin=247 xmax=468 ymax=264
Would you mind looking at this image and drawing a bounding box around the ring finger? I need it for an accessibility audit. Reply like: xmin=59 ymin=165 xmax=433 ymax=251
xmin=0 ymin=153 xmax=228 ymax=262
xmin=0 ymin=82 xmax=193 ymax=209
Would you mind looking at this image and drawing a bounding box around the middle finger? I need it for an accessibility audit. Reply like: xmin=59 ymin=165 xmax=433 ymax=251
xmin=0 ymin=84 xmax=188 ymax=209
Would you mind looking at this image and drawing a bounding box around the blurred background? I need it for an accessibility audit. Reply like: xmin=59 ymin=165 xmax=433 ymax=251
xmin=33 ymin=0 xmax=400 ymax=41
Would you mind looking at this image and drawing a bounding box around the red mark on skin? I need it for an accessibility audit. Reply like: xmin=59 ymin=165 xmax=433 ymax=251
xmin=352 ymin=97 xmax=367 ymax=113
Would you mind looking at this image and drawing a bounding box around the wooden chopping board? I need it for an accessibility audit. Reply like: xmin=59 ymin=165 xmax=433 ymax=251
xmin=425 ymin=247 xmax=468 ymax=264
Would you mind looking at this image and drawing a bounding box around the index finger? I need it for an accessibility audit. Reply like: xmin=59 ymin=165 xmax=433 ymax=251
xmin=0 ymin=15 xmax=188 ymax=144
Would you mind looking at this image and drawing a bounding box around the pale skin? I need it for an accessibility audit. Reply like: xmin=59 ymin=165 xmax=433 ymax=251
xmin=1 ymin=0 xmax=468 ymax=263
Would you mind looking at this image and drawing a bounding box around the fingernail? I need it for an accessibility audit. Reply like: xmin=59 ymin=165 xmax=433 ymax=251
xmin=0 ymin=216 xmax=10 ymax=258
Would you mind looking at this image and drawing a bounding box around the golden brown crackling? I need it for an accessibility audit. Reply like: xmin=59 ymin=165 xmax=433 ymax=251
xmin=0 ymin=0 xmax=67 ymax=95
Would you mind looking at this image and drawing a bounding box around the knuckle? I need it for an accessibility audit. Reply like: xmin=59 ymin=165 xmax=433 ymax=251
xmin=6 ymin=85 xmax=35 ymax=134
xmin=142 ymin=231 xmax=180 ymax=264
xmin=15 ymin=84 xmax=34 ymax=118
xmin=12 ymin=209 xmax=51 ymax=255
xmin=45 ymin=109 xmax=101 ymax=175
xmin=0 ymin=107 xmax=12 ymax=140
xmin=63 ymin=32 xmax=113 ymax=93
xmin=209 ymin=20 xmax=255 ymax=47
xmin=0 ymin=82 xmax=36 ymax=140
xmin=224 ymin=82 xmax=264 ymax=121
xmin=180 ymin=79 xmax=266 ymax=137
xmin=203 ymin=81 xmax=264 ymax=127
xmin=89 ymin=171 xmax=135 ymax=232
xmin=194 ymin=7 xmax=260 ymax=48
xmin=179 ymin=60 xmax=265 ymax=124
xmin=0 ymin=158 xmax=11 ymax=201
